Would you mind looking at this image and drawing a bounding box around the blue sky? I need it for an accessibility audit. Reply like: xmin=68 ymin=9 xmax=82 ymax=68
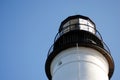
xmin=0 ymin=0 xmax=120 ymax=80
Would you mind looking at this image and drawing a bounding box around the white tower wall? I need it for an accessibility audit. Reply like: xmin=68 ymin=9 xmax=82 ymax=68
xmin=51 ymin=47 xmax=109 ymax=80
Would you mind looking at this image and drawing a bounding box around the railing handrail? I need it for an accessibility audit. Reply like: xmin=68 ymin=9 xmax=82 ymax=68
xmin=54 ymin=24 xmax=102 ymax=42
xmin=47 ymin=24 xmax=111 ymax=57
xmin=47 ymin=40 xmax=111 ymax=57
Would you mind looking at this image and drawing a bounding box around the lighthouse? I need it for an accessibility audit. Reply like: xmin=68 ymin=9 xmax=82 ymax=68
xmin=45 ymin=15 xmax=114 ymax=80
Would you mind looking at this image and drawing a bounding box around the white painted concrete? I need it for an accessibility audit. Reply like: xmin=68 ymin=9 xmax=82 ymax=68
xmin=51 ymin=47 xmax=109 ymax=80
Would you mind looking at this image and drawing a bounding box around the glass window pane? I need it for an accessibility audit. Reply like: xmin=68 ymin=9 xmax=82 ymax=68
xmin=70 ymin=25 xmax=76 ymax=30
xmin=80 ymin=25 xmax=88 ymax=31
xmin=79 ymin=19 xmax=87 ymax=24
xmin=70 ymin=19 xmax=79 ymax=24
xmin=87 ymin=21 xmax=94 ymax=28
xmin=63 ymin=21 xmax=69 ymax=28
xmin=89 ymin=27 xmax=95 ymax=34
xmin=63 ymin=27 xmax=70 ymax=33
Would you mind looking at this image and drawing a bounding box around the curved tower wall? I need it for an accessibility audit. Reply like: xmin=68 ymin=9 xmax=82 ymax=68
xmin=51 ymin=47 xmax=109 ymax=80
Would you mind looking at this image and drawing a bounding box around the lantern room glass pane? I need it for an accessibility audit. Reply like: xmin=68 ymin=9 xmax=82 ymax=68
xmin=61 ymin=18 xmax=96 ymax=34
xmin=70 ymin=19 xmax=79 ymax=24
xmin=63 ymin=21 xmax=69 ymax=28
xmin=80 ymin=25 xmax=88 ymax=31
xmin=87 ymin=21 xmax=94 ymax=28
xmin=63 ymin=27 xmax=70 ymax=33
xmin=79 ymin=19 xmax=87 ymax=24
xmin=89 ymin=27 xmax=95 ymax=34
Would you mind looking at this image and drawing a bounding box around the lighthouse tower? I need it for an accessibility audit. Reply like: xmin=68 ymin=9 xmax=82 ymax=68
xmin=45 ymin=15 xmax=114 ymax=80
